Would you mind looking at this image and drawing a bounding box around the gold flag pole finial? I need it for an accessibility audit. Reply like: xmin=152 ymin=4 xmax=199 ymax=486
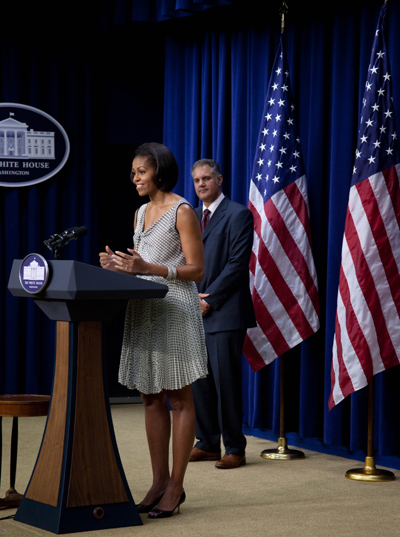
xmin=280 ymin=1 xmax=289 ymax=33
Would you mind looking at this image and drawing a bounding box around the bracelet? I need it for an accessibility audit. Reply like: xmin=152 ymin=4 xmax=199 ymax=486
xmin=166 ymin=265 xmax=177 ymax=281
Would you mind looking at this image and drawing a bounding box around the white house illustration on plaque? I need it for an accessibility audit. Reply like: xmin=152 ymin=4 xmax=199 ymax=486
xmin=23 ymin=258 xmax=45 ymax=281
xmin=0 ymin=113 xmax=55 ymax=159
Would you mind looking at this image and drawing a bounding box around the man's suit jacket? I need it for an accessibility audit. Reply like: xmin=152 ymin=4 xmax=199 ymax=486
xmin=196 ymin=197 xmax=256 ymax=334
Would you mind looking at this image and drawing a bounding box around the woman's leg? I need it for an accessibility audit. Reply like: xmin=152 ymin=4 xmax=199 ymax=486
xmin=139 ymin=391 xmax=171 ymax=505
xmin=155 ymin=384 xmax=195 ymax=511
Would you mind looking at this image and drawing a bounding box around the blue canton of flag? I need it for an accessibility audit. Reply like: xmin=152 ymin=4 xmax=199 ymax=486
xmin=352 ymin=3 xmax=400 ymax=187
xmin=252 ymin=40 xmax=306 ymax=202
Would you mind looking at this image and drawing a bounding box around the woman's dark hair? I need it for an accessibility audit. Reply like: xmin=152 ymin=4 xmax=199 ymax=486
xmin=132 ymin=142 xmax=179 ymax=192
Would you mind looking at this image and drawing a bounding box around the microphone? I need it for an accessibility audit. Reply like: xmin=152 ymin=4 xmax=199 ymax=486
xmin=58 ymin=226 xmax=88 ymax=245
xmin=44 ymin=226 xmax=88 ymax=257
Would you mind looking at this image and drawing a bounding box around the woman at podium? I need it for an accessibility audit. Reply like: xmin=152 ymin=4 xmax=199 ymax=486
xmin=99 ymin=143 xmax=207 ymax=519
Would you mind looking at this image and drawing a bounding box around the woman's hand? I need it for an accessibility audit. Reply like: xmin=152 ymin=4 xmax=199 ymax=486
xmin=99 ymin=245 xmax=118 ymax=271
xmin=112 ymin=248 xmax=148 ymax=275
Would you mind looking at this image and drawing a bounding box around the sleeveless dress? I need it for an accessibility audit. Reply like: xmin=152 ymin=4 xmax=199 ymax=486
xmin=119 ymin=198 xmax=208 ymax=394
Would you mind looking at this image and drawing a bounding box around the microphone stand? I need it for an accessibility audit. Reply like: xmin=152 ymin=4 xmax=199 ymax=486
xmin=48 ymin=242 xmax=63 ymax=260
xmin=44 ymin=236 xmax=65 ymax=260
xmin=43 ymin=227 xmax=88 ymax=260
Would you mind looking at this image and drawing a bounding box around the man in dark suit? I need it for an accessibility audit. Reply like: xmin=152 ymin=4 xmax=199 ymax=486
xmin=189 ymin=159 xmax=256 ymax=469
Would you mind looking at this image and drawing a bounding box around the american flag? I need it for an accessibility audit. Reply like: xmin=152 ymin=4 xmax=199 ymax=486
xmin=329 ymin=2 xmax=400 ymax=409
xmin=243 ymin=37 xmax=320 ymax=372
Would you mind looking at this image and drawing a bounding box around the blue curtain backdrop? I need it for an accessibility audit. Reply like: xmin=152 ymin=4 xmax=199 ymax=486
xmin=161 ymin=0 xmax=400 ymax=467
xmin=1 ymin=0 xmax=400 ymax=469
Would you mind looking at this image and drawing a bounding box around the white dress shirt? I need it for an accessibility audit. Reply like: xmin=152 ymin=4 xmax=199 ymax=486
xmin=202 ymin=192 xmax=225 ymax=219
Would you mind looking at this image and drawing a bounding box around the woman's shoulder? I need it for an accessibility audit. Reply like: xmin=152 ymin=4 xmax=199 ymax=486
xmin=176 ymin=197 xmax=190 ymax=205
xmin=167 ymin=193 xmax=189 ymax=205
xmin=135 ymin=203 xmax=148 ymax=227
xmin=176 ymin=197 xmax=196 ymax=214
xmin=175 ymin=199 xmax=199 ymax=230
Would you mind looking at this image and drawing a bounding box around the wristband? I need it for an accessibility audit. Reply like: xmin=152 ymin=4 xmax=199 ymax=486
xmin=166 ymin=266 xmax=177 ymax=280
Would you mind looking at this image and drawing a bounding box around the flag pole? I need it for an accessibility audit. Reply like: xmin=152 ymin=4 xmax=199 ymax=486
xmin=344 ymin=0 xmax=395 ymax=483
xmin=261 ymin=355 xmax=305 ymax=460
xmin=345 ymin=379 xmax=395 ymax=481
xmin=280 ymin=1 xmax=288 ymax=33
xmin=259 ymin=0 xmax=305 ymax=462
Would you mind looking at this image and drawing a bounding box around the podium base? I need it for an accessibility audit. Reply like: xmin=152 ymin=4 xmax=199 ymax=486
xmin=14 ymin=497 xmax=142 ymax=534
xmin=13 ymin=321 xmax=142 ymax=534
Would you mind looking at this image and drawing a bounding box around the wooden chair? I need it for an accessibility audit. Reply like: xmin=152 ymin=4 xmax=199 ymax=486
xmin=0 ymin=394 xmax=50 ymax=508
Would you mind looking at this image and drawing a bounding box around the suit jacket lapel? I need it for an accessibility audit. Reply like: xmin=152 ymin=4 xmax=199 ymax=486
xmin=195 ymin=206 xmax=202 ymax=218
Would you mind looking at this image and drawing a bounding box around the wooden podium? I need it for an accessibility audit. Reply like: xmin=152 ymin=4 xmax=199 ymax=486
xmin=7 ymin=260 xmax=168 ymax=534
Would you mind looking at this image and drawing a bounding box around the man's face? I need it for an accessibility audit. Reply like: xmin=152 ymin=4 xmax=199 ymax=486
xmin=192 ymin=165 xmax=223 ymax=207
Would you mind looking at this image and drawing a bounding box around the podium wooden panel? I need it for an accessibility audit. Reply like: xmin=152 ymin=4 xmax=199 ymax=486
xmin=7 ymin=260 xmax=168 ymax=533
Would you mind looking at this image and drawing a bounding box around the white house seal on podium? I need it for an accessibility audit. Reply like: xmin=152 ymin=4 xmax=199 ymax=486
xmin=19 ymin=254 xmax=49 ymax=294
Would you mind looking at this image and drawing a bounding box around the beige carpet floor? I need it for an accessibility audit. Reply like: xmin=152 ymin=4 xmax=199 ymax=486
xmin=1 ymin=403 xmax=399 ymax=537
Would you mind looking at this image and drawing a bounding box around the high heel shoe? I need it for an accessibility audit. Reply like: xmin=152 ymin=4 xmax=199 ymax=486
xmin=136 ymin=492 xmax=165 ymax=514
xmin=148 ymin=490 xmax=186 ymax=519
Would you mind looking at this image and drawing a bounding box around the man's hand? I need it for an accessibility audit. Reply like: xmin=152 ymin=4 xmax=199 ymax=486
xmin=199 ymin=293 xmax=211 ymax=316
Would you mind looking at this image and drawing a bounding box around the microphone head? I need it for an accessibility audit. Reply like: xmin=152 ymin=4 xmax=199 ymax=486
xmin=71 ymin=226 xmax=88 ymax=239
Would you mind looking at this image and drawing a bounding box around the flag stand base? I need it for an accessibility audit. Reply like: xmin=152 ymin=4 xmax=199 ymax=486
xmin=345 ymin=381 xmax=395 ymax=482
xmin=345 ymin=456 xmax=395 ymax=482
xmin=261 ymin=437 xmax=305 ymax=460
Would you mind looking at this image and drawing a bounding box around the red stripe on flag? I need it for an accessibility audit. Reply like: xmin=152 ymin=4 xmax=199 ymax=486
xmin=249 ymin=250 xmax=256 ymax=276
xmin=251 ymin=286 xmax=291 ymax=357
xmin=345 ymin=205 xmax=397 ymax=369
xmin=357 ymin=177 xmax=400 ymax=318
xmin=256 ymin=239 xmax=315 ymax=341
xmin=249 ymin=199 xmax=262 ymax=240
xmin=242 ymin=334 xmax=268 ymax=373
xmin=255 ymin=206 xmax=316 ymax=341
xmin=266 ymin=193 xmax=320 ymax=315
xmin=285 ymin=181 xmax=313 ymax=251
xmin=329 ymin=310 xmax=354 ymax=410
xmin=338 ymin=261 xmax=373 ymax=381
xmin=383 ymin=166 xmax=400 ymax=228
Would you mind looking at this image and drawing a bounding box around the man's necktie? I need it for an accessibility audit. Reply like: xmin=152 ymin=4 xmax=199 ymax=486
xmin=201 ymin=208 xmax=211 ymax=232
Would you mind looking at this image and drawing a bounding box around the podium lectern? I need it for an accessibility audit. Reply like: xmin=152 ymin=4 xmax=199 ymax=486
xmin=7 ymin=260 xmax=168 ymax=534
